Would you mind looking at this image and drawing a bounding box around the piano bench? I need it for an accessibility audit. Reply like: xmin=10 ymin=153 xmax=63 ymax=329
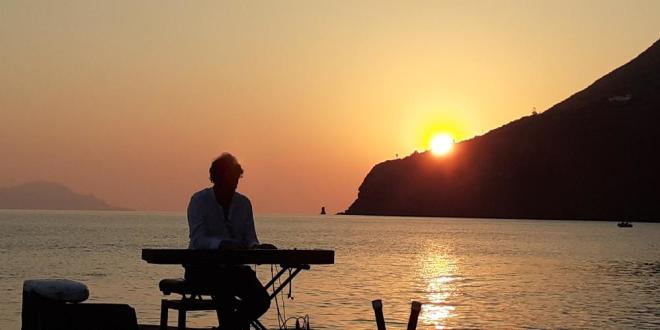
xmin=159 ymin=278 xmax=216 ymax=296
xmin=158 ymin=278 xmax=217 ymax=330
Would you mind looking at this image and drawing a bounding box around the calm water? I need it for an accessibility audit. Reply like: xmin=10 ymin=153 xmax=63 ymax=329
xmin=1 ymin=210 xmax=659 ymax=329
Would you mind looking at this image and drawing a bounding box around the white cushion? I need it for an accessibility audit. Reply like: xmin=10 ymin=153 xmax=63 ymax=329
xmin=23 ymin=279 xmax=89 ymax=303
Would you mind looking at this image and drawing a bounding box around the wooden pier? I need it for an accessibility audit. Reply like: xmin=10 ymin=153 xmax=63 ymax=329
xmin=139 ymin=325 xmax=208 ymax=330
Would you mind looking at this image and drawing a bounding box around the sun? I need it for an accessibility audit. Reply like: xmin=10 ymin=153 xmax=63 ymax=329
xmin=430 ymin=133 xmax=454 ymax=156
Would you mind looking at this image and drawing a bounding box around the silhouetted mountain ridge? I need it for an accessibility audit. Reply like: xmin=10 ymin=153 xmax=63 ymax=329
xmin=0 ymin=181 xmax=124 ymax=211
xmin=345 ymin=39 xmax=660 ymax=221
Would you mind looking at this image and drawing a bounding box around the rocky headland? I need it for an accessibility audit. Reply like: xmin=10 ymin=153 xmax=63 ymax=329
xmin=345 ymin=39 xmax=660 ymax=221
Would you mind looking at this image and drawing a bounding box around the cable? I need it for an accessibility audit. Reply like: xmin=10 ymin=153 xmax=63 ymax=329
xmin=281 ymin=315 xmax=310 ymax=329
xmin=270 ymin=264 xmax=285 ymax=328
xmin=268 ymin=265 xmax=309 ymax=329
xmin=288 ymin=268 xmax=293 ymax=299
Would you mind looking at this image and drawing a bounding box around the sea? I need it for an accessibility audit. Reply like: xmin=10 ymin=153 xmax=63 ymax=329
xmin=1 ymin=210 xmax=659 ymax=329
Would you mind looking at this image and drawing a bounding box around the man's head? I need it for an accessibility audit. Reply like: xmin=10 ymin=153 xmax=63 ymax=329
xmin=209 ymin=153 xmax=244 ymax=192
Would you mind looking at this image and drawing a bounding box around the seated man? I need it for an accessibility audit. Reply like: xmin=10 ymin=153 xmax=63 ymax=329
xmin=185 ymin=153 xmax=273 ymax=330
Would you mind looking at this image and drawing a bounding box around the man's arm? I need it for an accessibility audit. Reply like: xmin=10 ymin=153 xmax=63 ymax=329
xmin=187 ymin=195 xmax=222 ymax=249
xmin=244 ymin=198 xmax=277 ymax=249
xmin=244 ymin=198 xmax=260 ymax=248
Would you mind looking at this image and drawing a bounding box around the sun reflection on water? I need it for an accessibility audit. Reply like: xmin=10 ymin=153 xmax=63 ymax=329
xmin=419 ymin=253 xmax=458 ymax=329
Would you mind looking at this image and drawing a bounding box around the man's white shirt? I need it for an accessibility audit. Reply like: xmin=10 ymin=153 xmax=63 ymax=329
xmin=187 ymin=188 xmax=259 ymax=250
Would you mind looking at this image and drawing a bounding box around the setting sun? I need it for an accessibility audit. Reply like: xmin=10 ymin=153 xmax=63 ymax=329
xmin=430 ymin=133 xmax=454 ymax=156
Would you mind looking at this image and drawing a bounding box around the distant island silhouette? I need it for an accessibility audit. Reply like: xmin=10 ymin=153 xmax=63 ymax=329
xmin=345 ymin=39 xmax=660 ymax=222
xmin=0 ymin=181 xmax=125 ymax=211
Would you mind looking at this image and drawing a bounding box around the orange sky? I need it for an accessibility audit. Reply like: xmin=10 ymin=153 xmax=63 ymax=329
xmin=1 ymin=1 xmax=659 ymax=213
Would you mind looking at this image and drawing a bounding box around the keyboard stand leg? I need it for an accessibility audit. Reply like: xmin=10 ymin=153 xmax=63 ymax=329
xmin=264 ymin=267 xmax=288 ymax=291
xmin=269 ymin=267 xmax=304 ymax=300
xmin=251 ymin=319 xmax=267 ymax=330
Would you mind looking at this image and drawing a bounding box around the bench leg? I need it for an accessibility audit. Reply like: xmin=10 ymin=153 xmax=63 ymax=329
xmin=160 ymin=300 xmax=168 ymax=330
xmin=178 ymin=308 xmax=186 ymax=330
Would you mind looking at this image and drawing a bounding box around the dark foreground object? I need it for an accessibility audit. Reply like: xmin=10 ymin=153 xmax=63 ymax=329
xmin=23 ymin=291 xmax=138 ymax=330
xmin=372 ymin=299 xmax=422 ymax=330
xmin=23 ymin=279 xmax=138 ymax=330
xmin=372 ymin=300 xmax=386 ymax=330
xmin=139 ymin=326 xmax=207 ymax=330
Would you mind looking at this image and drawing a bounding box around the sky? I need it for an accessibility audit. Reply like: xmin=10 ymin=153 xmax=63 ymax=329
xmin=1 ymin=1 xmax=659 ymax=213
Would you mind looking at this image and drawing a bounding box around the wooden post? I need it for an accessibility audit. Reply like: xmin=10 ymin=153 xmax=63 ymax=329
xmin=372 ymin=299 xmax=386 ymax=330
xmin=406 ymin=301 xmax=422 ymax=330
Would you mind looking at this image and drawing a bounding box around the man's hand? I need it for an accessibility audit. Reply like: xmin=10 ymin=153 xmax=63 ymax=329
xmin=254 ymin=243 xmax=278 ymax=250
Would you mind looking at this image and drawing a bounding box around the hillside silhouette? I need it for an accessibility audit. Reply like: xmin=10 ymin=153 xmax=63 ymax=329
xmin=345 ymin=39 xmax=660 ymax=221
xmin=0 ymin=181 xmax=123 ymax=211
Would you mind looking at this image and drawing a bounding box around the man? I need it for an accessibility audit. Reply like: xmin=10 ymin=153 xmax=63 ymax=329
xmin=186 ymin=153 xmax=273 ymax=329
